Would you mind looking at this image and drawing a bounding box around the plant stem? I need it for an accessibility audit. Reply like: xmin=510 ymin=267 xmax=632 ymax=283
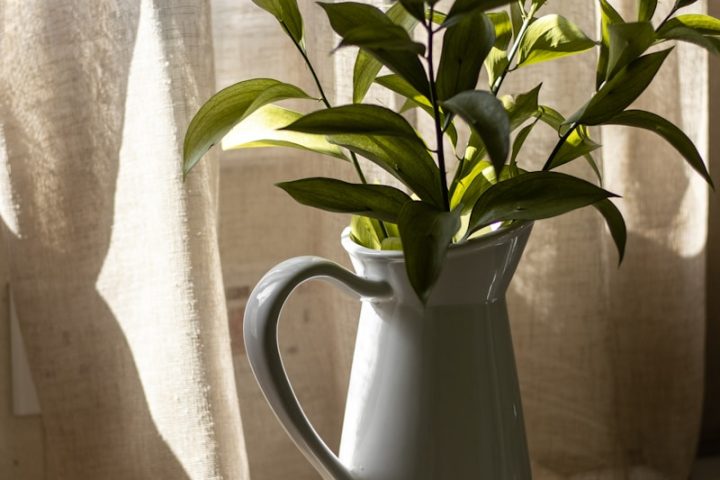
xmin=491 ymin=4 xmax=537 ymax=96
xmin=426 ymin=6 xmax=450 ymax=211
xmin=283 ymin=23 xmax=368 ymax=185
xmin=658 ymin=7 xmax=678 ymax=31
xmin=542 ymin=122 xmax=577 ymax=171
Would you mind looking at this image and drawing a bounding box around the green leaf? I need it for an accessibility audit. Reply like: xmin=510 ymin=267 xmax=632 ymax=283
xmin=606 ymin=22 xmax=656 ymax=79
xmin=397 ymin=201 xmax=461 ymax=303
xmin=351 ymin=215 xmax=383 ymax=249
xmin=339 ymin=24 xmax=425 ymax=54
xmin=605 ymin=109 xmax=714 ymax=187
xmin=658 ymin=25 xmax=720 ymax=55
xmin=443 ymin=90 xmax=511 ymax=175
xmin=597 ymin=0 xmax=624 ymax=89
xmin=441 ymin=0 xmax=516 ymax=28
xmin=661 ymin=14 xmax=720 ymax=35
xmin=467 ymin=171 xmax=618 ymax=235
xmin=517 ymin=14 xmax=595 ymax=67
xmin=674 ymin=0 xmax=699 ymax=10
xmin=485 ymin=48 xmax=509 ymax=89
xmin=399 ymin=0 xmax=425 ymax=22
xmin=320 ymin=2 xmax=430 ymax=98
xmin=437 ymin=11 xmax=495 ymax=100
xmin=638 ymin=0 xmax=657 ymax=22
xmin=503 ymin=83 xmax=542 ymax=130
xmin=221 ymin=105 xmax=346 ymax=160
xmin=545 ymin=125 xmax=601 ymax=169
xmin=252 ymin=0 xmax=304 ymax=47
xmin=510 ymin=2 xmax=524 ymax=41
xmin=277 ymin=178 xmax=411 ymax=222
xmin=376 ymin=75 xmax=459 ymax=146
xmin=488 ymin=11 xmax=513 ymax=49
xmin=510 ymin=118 xmax=540 ymax=165
xmin=450 ymin=160 xmax=494 ymax=213
xmin=593 ymin=199 xmax=626 ymax=263
xmin=282 ymin=104 xmax=421 ymax=139
xmin=567 ymin=48 xmax=673 ymax=126
xmin=183 ymin=78 xmax=315 ymax=175
xmin=353 ymin=3 xmax=418 ymax=103
xmin=327 ymin=135 xmax=443 ymax=208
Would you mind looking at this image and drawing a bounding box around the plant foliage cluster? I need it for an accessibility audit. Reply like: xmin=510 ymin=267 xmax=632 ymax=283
xmin=184 ymin=0 xmax=717 ymax=302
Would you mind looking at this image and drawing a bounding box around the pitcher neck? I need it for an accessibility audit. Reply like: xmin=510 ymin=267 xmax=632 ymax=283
xmin=342 ymin=222 xmax=533 ymax=307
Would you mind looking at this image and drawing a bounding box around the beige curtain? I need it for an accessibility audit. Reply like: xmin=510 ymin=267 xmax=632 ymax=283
xmin=0 ymin=0 xmax=715 ymax=479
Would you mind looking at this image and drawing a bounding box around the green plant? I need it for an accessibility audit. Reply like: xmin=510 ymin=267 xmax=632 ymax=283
xmin=183 ymin=0 xmax=717 ymax=302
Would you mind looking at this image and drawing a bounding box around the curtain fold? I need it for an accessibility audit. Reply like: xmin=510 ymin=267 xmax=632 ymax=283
xmin=0 ymin=0 xmax=248 ymax=478
xmin=0 ymin=0 xmax=714 ymax=479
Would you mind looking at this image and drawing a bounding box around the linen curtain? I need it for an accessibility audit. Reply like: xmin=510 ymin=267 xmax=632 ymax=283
xmin=0 ymin=0 xmax=715 ymax=479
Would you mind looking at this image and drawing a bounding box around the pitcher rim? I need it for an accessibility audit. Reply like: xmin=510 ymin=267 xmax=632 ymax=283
xmin=341 ymin=220 xmax=533 ymax=261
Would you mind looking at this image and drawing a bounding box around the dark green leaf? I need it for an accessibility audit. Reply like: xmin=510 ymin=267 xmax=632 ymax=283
xmin=638 ymin=0 xmax=657 ymax=22
xmin=441 ymin=0 xmax=515 ymax=28
xmin=339 ymin=24 xmax=425 ymax=54
xmin=605 ymin=109 xmax=714 ymax=187
xmin=328 ymin=135 xmax=443 ymax=207
xmin=399 ymin=0 xmax=425 ymax=22
xmin=252 ymin=0 xmax=304 ymax=47
xmin=282 ymin=104 xmax=421 ymax=139
xmin=597 ymin=0 xmax=624 ymax=89
xmin=443 ymin=91 xmax=510 ymax=175
xmin=467 ymin=171 xmax=618 ymax=235
xmin=320 ymin=2 xmax=430 ymax=97
xmin=593 ymin=199 xmax=626 ymax=263
xmin=517 ymin=14 xmax=595 ymax=67
xmin=567 ymin=48 xmax=673 ymax=126
xmin=183 ymin=78 xmax=315 ymax=175
xmin=674 ymin=0 xmax=699 ymax=10
xmin=277 ymin=178 xmax=411 ymax=222
xmin=221 ymin=105 xmax=347 ymax=160
xmin=353 ymin=3 xmax=418 ymax=103
xmin=397 ymin=201 xmax=461 ymax=303
xmin=606 ymin=22 xmax=656 ymax=79
xmin=437 ymin=11 xmax=495 ymax=100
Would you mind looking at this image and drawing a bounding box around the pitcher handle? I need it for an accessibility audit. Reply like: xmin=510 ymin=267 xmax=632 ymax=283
xmin=243 ymin=256 xmax=393 ymax=480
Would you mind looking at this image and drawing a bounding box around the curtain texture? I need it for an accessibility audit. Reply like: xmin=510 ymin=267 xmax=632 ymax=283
xmin=0 ymin=0 xmax=714 ymax=479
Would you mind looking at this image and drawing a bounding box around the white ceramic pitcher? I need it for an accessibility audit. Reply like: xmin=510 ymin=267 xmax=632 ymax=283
xmin=244 ymin=222 xmax=534 ymax=480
